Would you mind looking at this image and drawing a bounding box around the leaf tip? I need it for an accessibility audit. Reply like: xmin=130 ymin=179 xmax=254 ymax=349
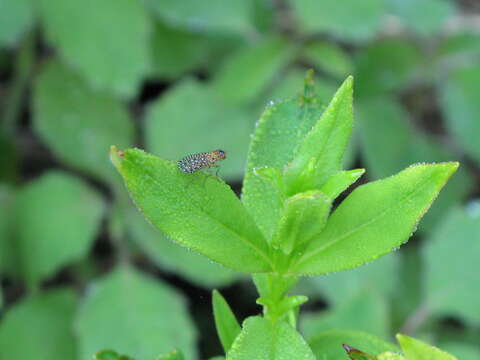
xmin=110 ymin=145 xmax=125 ymax=169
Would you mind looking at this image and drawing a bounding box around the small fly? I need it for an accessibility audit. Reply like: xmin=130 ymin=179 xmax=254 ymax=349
xmin=178 ymin=149 xmax=227 ymax=178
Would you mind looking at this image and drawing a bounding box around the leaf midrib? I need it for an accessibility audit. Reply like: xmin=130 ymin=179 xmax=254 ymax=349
xmin=126 ymin=156 xmax=275 ymax=271
xmin=294 ymin=171 xmax=436 ymax=271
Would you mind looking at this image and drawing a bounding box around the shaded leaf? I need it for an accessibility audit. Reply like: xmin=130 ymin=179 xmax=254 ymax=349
xmin=389 ymin=0 xmax=455 ymax=36
xmin=76 ymin=266 xmax=197 ymax=360
xmin=14 ymin=171 xmax=104 ymax=287
xmin=144 ymin=78 xmax=252 ymax=180
xmin=0 ymin=289 xmax=77 ymax=360
xmin=144 ymin=0 xmax=255 ymax=35
xmin=213 ymin=37 xmax=295 ymax=105
xmin=291 ymin=0 xmax=387 ymax=42
xmin=302 ymin=289 xmax=390 ymax=339
xmin=38 ymin=0 xmax=151 ymax=97
xmin=303 ymin=41 xmax=353 ymax=78
xmin=424 ymin=201 xmax=480 ymax=323
xmin=124 ymin=206 xmax=238 ymax=288
xmin=33 ymin=60 xmax=134 ymax=183
xmin=355 ymin=40 xmax=421 ymax=97
xmin=440 ymin=65 xmax=480 ymax=164
xmin=310 ymin=253 xmax=399 ymax=306
xmin=149 ymin=21 xmax=210 ymax=79
xmin=227 ymin=316 xmax=315 ymax=360
xmin=212 ymin=290 xmax=241 ymax=353
xmin=0 ymin=0 xmax=34 ymax=47
xmin=111 ymin=148 xmax=273 ymax=273
xmin=293 ymin=162 xmax=458 ymax=275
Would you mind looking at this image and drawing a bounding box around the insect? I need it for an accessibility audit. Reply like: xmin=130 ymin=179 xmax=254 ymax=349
xmin=177 ymin=149 xmax=227 ymax=176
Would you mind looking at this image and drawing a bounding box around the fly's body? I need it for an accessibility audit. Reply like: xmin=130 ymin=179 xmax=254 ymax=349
xmin=178 ymin=149 xmax=227 ymax=174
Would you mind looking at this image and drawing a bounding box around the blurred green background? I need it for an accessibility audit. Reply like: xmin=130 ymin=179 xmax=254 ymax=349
xmin=1 ymin=0 xmax=480 ymax=359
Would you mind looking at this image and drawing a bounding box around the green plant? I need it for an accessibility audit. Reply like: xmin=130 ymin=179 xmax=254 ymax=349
xmin=110 ymin=74 xmax=459 ymax=359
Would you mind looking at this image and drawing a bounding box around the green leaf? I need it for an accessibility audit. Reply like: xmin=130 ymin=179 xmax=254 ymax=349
xmin=357 ymin=96 xmax=473 ymax=233
xmin=212 ymin=290 xmax=241 ymax=353
xmin=397 ymin=334 xmax=457 ymax=360
xmin=310 ymin=253 xmax=399 ymax=306
xmin=0 ymin=0 xmax=34 ymax=47
xmin=271 ymin=190 xmax=331 ymax=254
xmin=424 ymin=201 xmax=480 ymax=323
xmin=266 ymin=69 xmax=338 ymax=104
xmin=14 ymin=171 xmax=104 ymax=287
xmin=144 ymin=0 xmax=255 ymax=35
xmin=389 ymin=0 xmax=455 ymax=36
xmin=440 ymin=343 xmax=480 ymax=360
xmin=440 ymin=65 xmax=480 ymax=164
xmin=0 ymin=184 xmax=15 ymax=274
xmin=156 ymin=350 xmax=185 ymax=360
xmin=302 ymin=289 xmax=390 ymax=339
xmin=149 ymin=21 xmax=210 ymax=79
xmin=144 ymin=78 xmax=252 ymax=180
xmin=227 ymin=316 xmax=315 ymax=360
xmin=293 ymin=162 xmax=458 ymax=275
xmin=0 ymin=289 xmax=77 ymax=360
xmin=213 ymin=37 xmax=295 ymax=105
xmin=377 ymin=353 xmax=405 ymax=360
xmin=123 ymin=206 xmax=238 ymax=288
xmin=76 ymin=266 xmax=197 ymax=360
xmin=242 ymin=75 xmax=332 ymax=238
xmin=38 ymin=0 xmax=151 ymax=97
xmin=308 ymin=330 xmax=398 ymax=360
xmin=111 ymin=148 xmax=273 ymax=273
xmin=355 ymin=40 xmax=421 ymax=97
xmin=33 ymin=60 xmax=134 ymax=184
xmin=284 ymin=76 xmax=354 ymax=194
xmin=291 ymin=0 xmax=387 ymax=42
xmin=303 ymin=41 xmax=353 ymax=78
xmin=94 ymin=349 xmax=135 ymax=360
xmin=319 ymin=169 xmax=365 ymax=200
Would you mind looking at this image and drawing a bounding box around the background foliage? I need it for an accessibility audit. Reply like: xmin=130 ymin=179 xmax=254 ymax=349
xmin=0 ymin=0 xmax=479 ymax=359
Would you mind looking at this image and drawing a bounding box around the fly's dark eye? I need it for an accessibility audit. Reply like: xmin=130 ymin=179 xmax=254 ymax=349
xmin=218 ymin=150 xmax=225 ymax=156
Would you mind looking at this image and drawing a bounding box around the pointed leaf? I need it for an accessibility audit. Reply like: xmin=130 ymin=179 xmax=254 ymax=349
xmin=242 ymin=74 xmax=328 ymax=238
xmin=76 ymin=266 xmax=197 ymax=360
xmin=227 ymin=316 xmax=315 ymax=360
xmin=111 ymin=148 xmax=273 ymax=273
xmin=212 ymin=290 xmax=241 ymax=353
xmin=397 ymin=334 xmax=457 ymax=360
xmin=285 ymin=76 xmax=354 ymax=194
xmin=293 ymin=162 xmax=458 ymax=275
xmin=319 ymin=169 xmax=365 ymax=200
xmin=272 ymin=190 xmax=331 ymax=254
xmin=0 ymin=289 xmax=77 ymax=360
